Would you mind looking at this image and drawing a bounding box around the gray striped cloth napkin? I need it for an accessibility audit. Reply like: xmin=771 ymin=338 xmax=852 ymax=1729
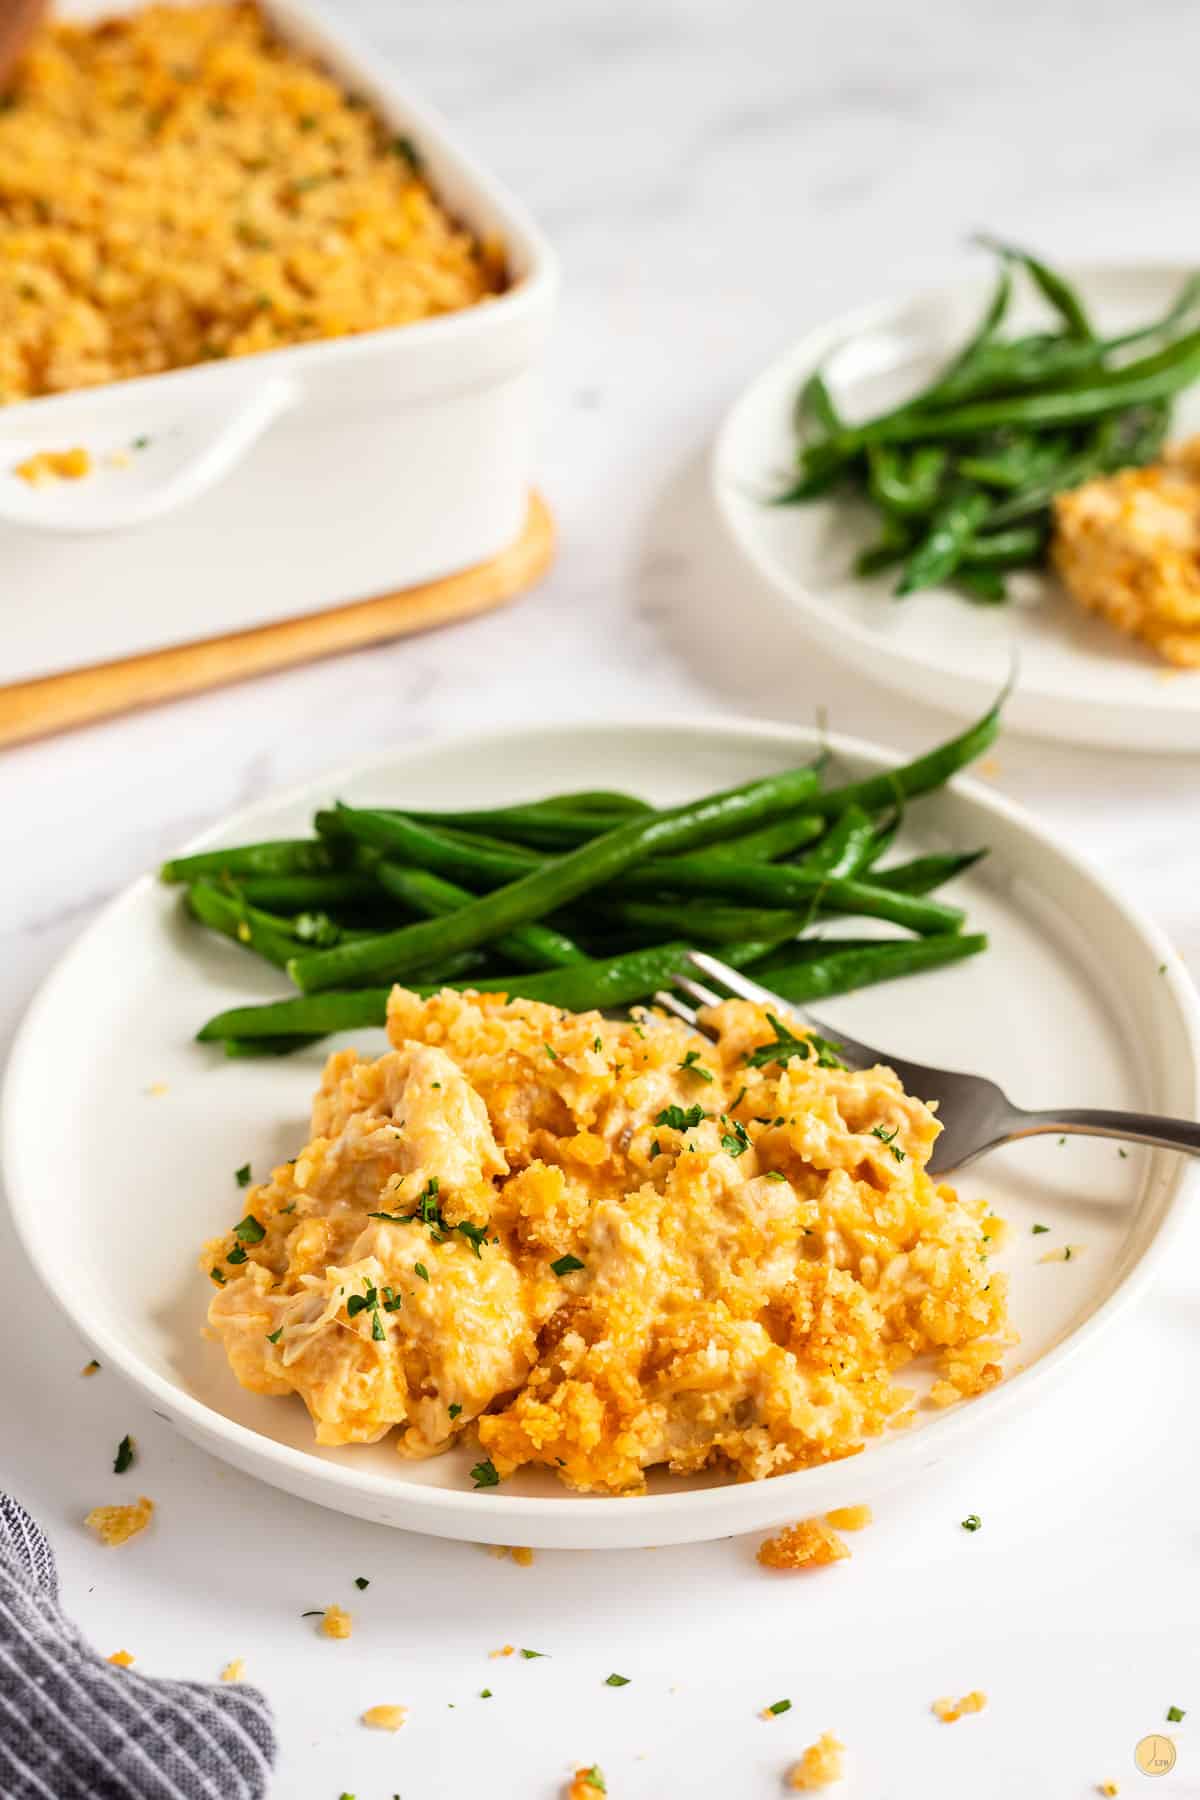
xmin=0 ymin=1494 xmax=276 ymax=1800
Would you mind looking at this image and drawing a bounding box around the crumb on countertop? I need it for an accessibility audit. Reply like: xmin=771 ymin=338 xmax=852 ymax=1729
xmin=490 ymin=1643 xmax=516 ymax=1659
xmin=485 ymin=1544 xmax=534 ymax=1565
xmin=85 ymin=1496 xmax=154 ymax=1547
xmin=320 ymin=1603 xmax=352 ymax=1640
xmin=1038 ymin=1244 xmax=1084 ymax=1264
xmin=107 ymin=1649 xmax=135 ymax=1667
xmin=361 ymin=1704 xmax=407 ymax=1732
xmin=14 ymin=447 xmax=91 ymax=485
xmin=566 ymin=1767 xmax=606 ymax=1798
xmin=220 ymin=1659 xmax=245 ymax=1683
xmin=787 ymin=1731 xmax=846 ymax=1790
xmin=81 ymin=1360 xmax=100 ymax=1377
xmin=1098 ymin=1784 xmax=1119 ymax=1796
xmin=757 ymin=1518 xmax=850 ymax=1571
xmin=932 ymin=1690 xmax=987 ymax=1723
xmin=825 ymin=1505 xmax=872 ymax=1531
xmin=146 ymin=1082 xmax=169 ymax=1097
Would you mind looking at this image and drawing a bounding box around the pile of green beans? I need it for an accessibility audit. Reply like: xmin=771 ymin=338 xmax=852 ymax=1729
xmin=161 ymin=701 xmax=1002 ymax=1054
xmin=778 ymin=240 xmax=1200 ymax=601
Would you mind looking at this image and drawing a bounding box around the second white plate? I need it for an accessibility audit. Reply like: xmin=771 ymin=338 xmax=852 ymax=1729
xmin=714 ymin=261 xmax=1200 ymax=751
xmin=4 ymin=716 xmax=1198 ymax=1546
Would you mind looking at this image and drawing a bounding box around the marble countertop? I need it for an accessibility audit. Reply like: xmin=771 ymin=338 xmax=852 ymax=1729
xmin=3 ymin=1 xmax=1200 ymax=1795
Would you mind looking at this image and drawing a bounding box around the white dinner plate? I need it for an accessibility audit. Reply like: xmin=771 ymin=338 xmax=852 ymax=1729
xmin=714 ymin=262 xmax=1200 ymax=751
xmin=4 ymin=717 xmax=1198 ymax=1547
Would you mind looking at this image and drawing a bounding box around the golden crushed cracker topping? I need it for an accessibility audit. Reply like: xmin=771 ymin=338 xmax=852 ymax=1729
xmin=0 ymin=2 xmax=505 ymax=402
xmin=361 ymin=1704 xmax=407 ymax=1732
xmin=787 ymin=1731 xmax=846 ymax=1789
xmin=319 ymin=1603 xmax=352 ymax=1640
xmin=85 ymin=1495 xmax=154 ymax=1547
xmin=931 ymin=1690 xmax=987 ymax=1723
xmin=757 ymin=1519 xmax=851 ymax=1572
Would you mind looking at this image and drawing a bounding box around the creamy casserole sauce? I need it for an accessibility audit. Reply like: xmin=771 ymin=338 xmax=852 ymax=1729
xmin=205 ymin=987 xmax=1013 ymax=1494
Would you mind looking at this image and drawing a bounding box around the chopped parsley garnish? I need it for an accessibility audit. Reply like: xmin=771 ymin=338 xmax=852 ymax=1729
xmin=721 ymin=1119 xmax=751 ymax=1158
xmin=1063 ymin=1246 xmax=1072 ymax=1261
xmin=604 ymin=1672 xmax=630 ymax=1686
xmin=233 ymin=1214 xmax=265 ymax=1244
xmin=544 ymin=1043 xmax=559 ymax=1061
xmin=381 ymin=1286 xmax=401 ymax=1312
xmin=649 ymin=1138 xmax=662 ymax=1160
xmin=471 ymin=1459 xmax=500 ymax=1489
xmin=593 ymin=1036 xmax=603 ymax=1053
xmin=744 ymin=1014 xmax=844 ymax=1071
xmin=346 ymin=1286 xmax=376 ymax=1318
xmin=414 ymin=1262 xmax=430 ymax=1282
xmin=763 ymin=1171 xmax=786 ymax=1183
xmin=1167 ymin=1705 xmax=1186 ymax=1722
xmin=551 ymin=1254 xmax=585 ymax=1277
xmin=730 ymin=1084 xmax=747 ymax=1110
xmin=678 ymin=1050 xmax=713 ymax=1083
xmin=391 ymin=133 xmax=422 ymax=168
xmin=371 ymin=1310 xmax=385 ymax=1340
xmin=354 ymin=1576 xmax=370 ymax=1591
xmin=300 ymin=1610 xmax=324 ymax=1617
xmin=766 ymin=1698 xmax=792 ymax=1716
xmin=235 ymin=1163 xmax=252 ymax=1187
xmin=265 ymin=1328 xmax=283 ymax=1344
xmin=961 ymin=1514 xmax=982 ymax=1532
xmin=457 ymin=1220 xmax=489 ymax=1258
xmin=870 ymin=1124 xmax=906 ymax=1161
xmin=1032 ymin=1223 xmax=1050 ymax=1234
xmin=448 ymin=1403 xmax=462 ymax=1419
xmin=578 ymin=1771 xmax=605 ymax=1794
xmin=654 ymin=1104 xmax=705 ymax=1132
xmin=519 ymin=1648 xmax=547 ymax=1659
xmin=226 ymin=1245 xmax=247 ymax=1265
xmin=210 ymin=1267 xmax=226 ymax=1285
xmin=113 ymin=1435 xmax=135 ymax=1475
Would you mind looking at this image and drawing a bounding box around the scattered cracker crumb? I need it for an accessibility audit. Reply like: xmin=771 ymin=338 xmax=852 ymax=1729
xmin=320 ymin=1603 xmax=352 ymax=1640
xmin=567 ymin=1767 xmax=606 ymax=1798
xmin=1097 ymin=1784 xmax=1119 ymax=1796
xmin=146 ymin=1082 xmax=169 ymax=1098
xmin=979 ymin=756 xmax=1002 ymax=779
xmin=81 ymin=1360 xmax=100 ymax=1377
xmin=361 ymin=1704 xmax=407 ymax=1732
xmin=1039 ymin=1244 xmax=1084 ymax=1264
xmin=757 ymin=1519 xmax=850 ymax=1571
xmin=14 ymin=447 xmax=91 ymax=485
xmin=108 ymin=449 xmax=132 ymax=469
xmin=490 ymin=1643 xmax=516 ymax=1658
xmin=485 ymin=1544 xmax=535 ymax=1565
xmin=85 ymin=1496 xmax=154 ymax=1547
xmin=787 ymin=1731 xmax=846 ymax=1789
xmin=825 ymin=1505 xmax=872 ymax=1531
xmin=932 ymin=1690 xmax=987 ymax=1723
xmin=220 ymin=1659 xmax=245 ymax=1683
xmin=107 ymin=1649 xmax=135 ymax=1667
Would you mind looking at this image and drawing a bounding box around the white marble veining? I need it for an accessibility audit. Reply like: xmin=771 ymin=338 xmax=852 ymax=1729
xmin=3 ymin=2 xmax=1200 ymax=1794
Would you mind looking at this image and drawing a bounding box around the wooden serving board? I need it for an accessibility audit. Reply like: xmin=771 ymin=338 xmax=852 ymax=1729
xmin=0 ymin=491 xmax=553 ymax=748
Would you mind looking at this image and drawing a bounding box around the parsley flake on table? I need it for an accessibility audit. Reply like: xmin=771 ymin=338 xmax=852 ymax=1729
xmin=604 ymin=1672 xmax=630 ymax=1687
xmin=233 ymin=1214 xmax=265 ymax=1244
xmin=1032 ymin=1223 xmax=1050 ymax=1233
xmin=354 ymin=1577 xmax=369 ymax=1591
xmin=1167 ymin=1705 xmax=1186 ymax=1722
xmin=961 ymin=1514 xmax=982 ymax=1532
xmin=480 ymin=1688 xmax=492 ymax=1698
xmin=234 ymin=1163 xmax=252 ymax=1187
xmin=519 ymin=1647 xmax=547 ymax=1659
xmin=113 ymin=1435 xmax=135 ymax=1475
xmin=744 ymin=1014 xmax=844 ymax=1071
xmin=471 ymin=1459 xmax=500 ymax=1489
xmin=551 ymin=1254 xmax=585 ymax=1277
xmin=654 ymin=1104 xmax=705 ymax=1132
xmin=679 ymin=1049 xmax=713 ymax=1083
xmin=766 ymin=1698 xmax=792 ymax=1716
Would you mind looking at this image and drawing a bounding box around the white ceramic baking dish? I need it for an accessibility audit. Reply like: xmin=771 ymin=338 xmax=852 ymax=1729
xmin=0 ymin=0 xmax=558 ymax=679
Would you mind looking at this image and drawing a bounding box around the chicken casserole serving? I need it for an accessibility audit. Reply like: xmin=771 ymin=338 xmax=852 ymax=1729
xmin=203 ymin=986 xmax=1013 ymax=1495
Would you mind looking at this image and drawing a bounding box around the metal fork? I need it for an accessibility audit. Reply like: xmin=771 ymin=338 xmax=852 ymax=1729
xmin=655 ymin=949 xmax=1200 ymax=1177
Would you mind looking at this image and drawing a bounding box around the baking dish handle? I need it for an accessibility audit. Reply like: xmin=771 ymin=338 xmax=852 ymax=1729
xmin=0 ymin=376 xmax=298 ymax=535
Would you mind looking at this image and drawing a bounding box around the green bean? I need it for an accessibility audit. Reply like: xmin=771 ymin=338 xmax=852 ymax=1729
xmin=224 ymin=1035 xmax=325 ymax=1058
xmin=963 ymin=524 xmax=1045 ymax=566
xmin=753 ymin=931 xmax=988 ymax=1001
xmin=792 ymin=803 xmax=876 ymax=878
xmin=955 ymin=432 xmax=1069 ymax=490
xmin=774 ymin=440 xmax=854 ymax=503
xmin=854 ymin=520 xmax=915 ymax=577
xmin=288 ymin=762 xmax=825 ymax=992
xmin=871 ymin=848 xmax=987 ymax=892
xmin=976 ymin=237 xmax=1093 ymax=340
xmin=198 ymin=989 xmax=392 ymax=1042
xmin=404 ymin=803 xmax=647 ymax=850
xmin=616 ymin=860 xmax=963 ymax=933
xmin=694 ymin=813 xmax=825 ymax=863
xmin=796 ymin=368 xmax=841 ymax=437
xmin=957 ymin=566 xmax=1008 ymax=603
xmin=185 ymin=883 xmax=297 ymax=969
xmin=160 ymin=839 xmax=340 ymax=883
xmin=811 ymin=693 xmax=1001 ymax=817
xmin=930 ymin=264 xmax=1013 ymax=390
xmin=374 ymin=862 xmax=586 ymax=970
xmin=566 ymin=896 xmax=804 ymax=947
xmin=225 ymin=873 xmax=385 ymax=913
xmin=1106 ymin=271 xmax=1200 ymax=352
xmin=895 ymin=491 xmax=991 ymax=595
xmin=867 ymin=444 xmax=947 ymax=515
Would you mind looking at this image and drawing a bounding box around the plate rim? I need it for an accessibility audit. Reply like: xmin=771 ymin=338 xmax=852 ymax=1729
xmin=711 ymin=258 xmax=1200 ymax=751
xmin=5 ymin=711 xmax=1198 ymax=1540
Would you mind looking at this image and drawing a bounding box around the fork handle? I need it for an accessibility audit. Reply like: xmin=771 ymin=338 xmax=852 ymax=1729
xmin=1013 ymin=1107 xmax=1200 ymax=1158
